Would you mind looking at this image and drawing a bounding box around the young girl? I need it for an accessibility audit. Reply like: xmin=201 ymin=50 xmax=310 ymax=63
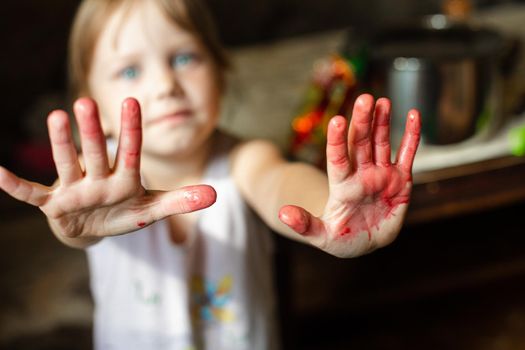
xmin=0 ymin=0 xmax=421 ymax=349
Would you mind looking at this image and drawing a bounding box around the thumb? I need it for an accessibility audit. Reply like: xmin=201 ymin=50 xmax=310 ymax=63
xmin=154 ymin=184 xmax=217 ymax=218
xmin=125 ymin=185 xmax=216 ymax=232
xmin=278 ymin=205 xmax=326 ymax=238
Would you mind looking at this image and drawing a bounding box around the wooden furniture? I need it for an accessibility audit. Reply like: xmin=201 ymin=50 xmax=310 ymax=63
xmin=409 ymin=155 xmax=525 ymax=225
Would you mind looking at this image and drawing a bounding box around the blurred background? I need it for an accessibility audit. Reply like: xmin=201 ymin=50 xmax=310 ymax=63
xmin=1 ymin=0 xmax=525 ymax=349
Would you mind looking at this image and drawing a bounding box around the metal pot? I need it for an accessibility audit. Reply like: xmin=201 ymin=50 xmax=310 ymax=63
xmin=369 ymin=15 xmax=507 ymax=146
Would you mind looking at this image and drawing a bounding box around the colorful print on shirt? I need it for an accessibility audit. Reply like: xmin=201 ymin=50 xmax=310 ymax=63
xmin=191 ymin=275 xmax=234 ymax=324
xmin=133 ymin=279 xmax=161 ymax=305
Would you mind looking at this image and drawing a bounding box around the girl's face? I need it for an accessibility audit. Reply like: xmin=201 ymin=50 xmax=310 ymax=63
xmin=88 ymin=1 xmax=222 ymax=158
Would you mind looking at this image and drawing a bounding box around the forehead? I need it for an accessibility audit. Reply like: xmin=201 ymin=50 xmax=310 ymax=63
xmin=95 ymin=1 xmax=198 ymax=58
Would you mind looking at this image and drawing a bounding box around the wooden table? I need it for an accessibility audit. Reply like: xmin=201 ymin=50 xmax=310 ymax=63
xmin=408 ymin=155 xmax=525 ymax=225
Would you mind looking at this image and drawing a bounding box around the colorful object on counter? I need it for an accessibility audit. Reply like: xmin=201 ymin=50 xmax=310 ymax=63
xmin=509 ymin=124 xmax=525 ymax=156
xmin=288 ymin=53 xmax=364 ymax=168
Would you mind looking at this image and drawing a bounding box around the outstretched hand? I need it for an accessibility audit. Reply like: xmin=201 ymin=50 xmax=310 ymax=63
xmin=0 ymin=98 xmax=216 ymax=244
xmin=279 ymin=94 xmax=421 ymax=258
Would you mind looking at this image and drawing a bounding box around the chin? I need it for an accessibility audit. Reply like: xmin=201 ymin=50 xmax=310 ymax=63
xmin=144 ymin=141 xmax=193 ymax=157
xmin=144 ymin=122 xmax=215 ymax=155
xmin=144 ymin=135 xmax=203 ymax=159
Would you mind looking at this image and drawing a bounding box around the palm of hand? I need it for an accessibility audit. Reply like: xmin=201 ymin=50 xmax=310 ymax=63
xmin=320 ymin=163 xmax=412 ymax=257
xmin=280 ymin=95 xmax=421 ymax=258
xmin=42 ymin=178 xmax=147 ymax=238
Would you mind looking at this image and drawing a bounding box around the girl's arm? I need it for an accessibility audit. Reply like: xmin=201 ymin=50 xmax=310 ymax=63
xmin=231 ymin=94 xmax=421 ymax=258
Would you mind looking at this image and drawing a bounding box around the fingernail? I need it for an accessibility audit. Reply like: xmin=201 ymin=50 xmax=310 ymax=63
xmin=49 ymin=111 xmax=66 ymax=128
xmin=331 ymin=117 xmax=344 ymax=128
xmin=123 ymin=98 xmax=139 ymax=113
xmin=184 ymin=190 xmax=200 ymax=203
xmin=356 ymin=93 xmax=372 ymax=106
xmin=75 ymin=98 xmax=94 ymax=114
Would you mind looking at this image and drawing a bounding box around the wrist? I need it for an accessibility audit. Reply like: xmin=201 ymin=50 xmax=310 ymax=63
xmin=48 ymin=219 xmax=102 ymax=249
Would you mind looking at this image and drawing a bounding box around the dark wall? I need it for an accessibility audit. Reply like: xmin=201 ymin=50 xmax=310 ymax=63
xmin=1 ymin=1 xmax=79 ymax=170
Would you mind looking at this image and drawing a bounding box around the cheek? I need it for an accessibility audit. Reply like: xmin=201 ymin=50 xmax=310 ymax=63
xmin=185 ymin=67 xmax=221 ymax=118
xmin=89 ymin=92 xmax=122 ymax=138
xmin=88 ymin=81 xmax=131 ymax=138
xmin=99 ymin=105 xmax=121 ymax=138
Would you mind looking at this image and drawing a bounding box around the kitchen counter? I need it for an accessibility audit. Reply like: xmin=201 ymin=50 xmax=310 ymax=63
xmin=409 ymin=154 xmax=525 ymax=225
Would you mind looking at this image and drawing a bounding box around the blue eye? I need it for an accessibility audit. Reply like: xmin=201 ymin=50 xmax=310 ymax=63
xmin=171 ymin=53 xmax=196 ymax=69
xmin=119 ymin=66 xmax=139 ymax=80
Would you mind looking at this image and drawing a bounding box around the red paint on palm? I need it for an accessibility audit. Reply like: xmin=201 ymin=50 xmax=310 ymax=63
xmin=339 ymin=227 xmax=351 ymax=236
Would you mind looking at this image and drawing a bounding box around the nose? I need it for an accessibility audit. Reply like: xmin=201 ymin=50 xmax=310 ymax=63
xmin=151 ymin=63 xmax=183 ymax=99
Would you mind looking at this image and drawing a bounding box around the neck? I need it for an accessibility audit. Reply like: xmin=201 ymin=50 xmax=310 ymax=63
xmin=140 ymin=135 xmax=215 ymax=190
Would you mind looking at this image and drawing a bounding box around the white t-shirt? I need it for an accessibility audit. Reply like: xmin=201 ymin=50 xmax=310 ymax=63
xmin=86 ymin=138 xmax=279 ymax=350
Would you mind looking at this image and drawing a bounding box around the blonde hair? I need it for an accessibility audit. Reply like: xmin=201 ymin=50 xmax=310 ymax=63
xmin=68 ymin=0 xmax=230 ymax=99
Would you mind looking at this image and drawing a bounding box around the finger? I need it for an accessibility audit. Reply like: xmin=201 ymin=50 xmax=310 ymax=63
xmin=372 ymin=98 xmax=392 ymax=167
xmin=0 ymin=166 xmax=49 ymax=207
xmin=124 ymin=185 xmax=216 ymax=231
xmin=395 ymin=109 xmax=422 ymax=173
xmin=278 ymin=205 xmax=326 ymax=238
xmin=114 ymin=98 xmax=142 ymax=178
xmin=74 ymin=98 xmax=110 ymax=178
xmin=151 ymin=185 xmax=217 ymax=221
xmin=348 ymin=94 xmax=375 ymax=170
xmin=47 ymin=110 xmax=83 ymax=185
xmin=326 ymin=116 xmax=351 ymax=184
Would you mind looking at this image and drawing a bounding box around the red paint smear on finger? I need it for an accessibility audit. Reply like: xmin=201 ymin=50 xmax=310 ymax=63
xmin=125 ymin=151 xmax=140 ymax=168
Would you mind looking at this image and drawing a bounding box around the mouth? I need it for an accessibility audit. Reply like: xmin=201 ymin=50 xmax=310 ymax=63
xmin=147 ymin=109 xmax=192 ymax=126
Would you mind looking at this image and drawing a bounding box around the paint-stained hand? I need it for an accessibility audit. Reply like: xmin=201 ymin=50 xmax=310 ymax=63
xmin=279 ymin=94 xmax=421 ymax=257
xmin=0 ymin=98 xmax=216 ymax=247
